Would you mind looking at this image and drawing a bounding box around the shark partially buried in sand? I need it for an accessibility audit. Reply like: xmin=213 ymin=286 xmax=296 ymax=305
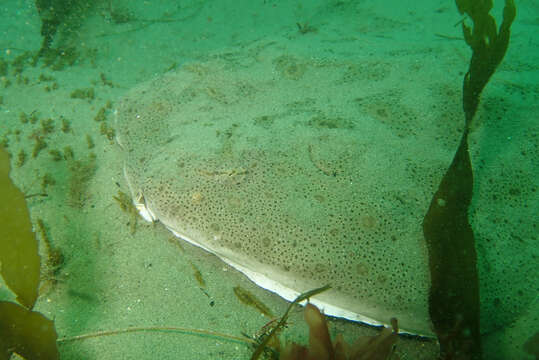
xmin=115 ymin=50 xmax=433 ymax=336
xmin=114 ymin=41 xmax=532 ymax=338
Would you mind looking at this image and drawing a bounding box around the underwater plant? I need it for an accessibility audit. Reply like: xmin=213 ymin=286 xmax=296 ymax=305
xmin=422 ymin=1 xmax=515 ymax=359
xmin=243 ymin=285 xmax=399 ymax=360
xmin=0 ymin=146 xmax=59 ymax=360
xmin=279 ymin=304 xmax=399 ymax=360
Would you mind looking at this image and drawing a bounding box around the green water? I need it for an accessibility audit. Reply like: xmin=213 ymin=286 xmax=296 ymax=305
xmin=0 ymin=1 xmax=537 ymax=359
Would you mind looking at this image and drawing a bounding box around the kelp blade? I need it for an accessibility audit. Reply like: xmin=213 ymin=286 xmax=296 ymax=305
xmin=0 ymin=301 xmax=59 ymax=360
xmin=0 ymin=147 xmax=41 ymax=309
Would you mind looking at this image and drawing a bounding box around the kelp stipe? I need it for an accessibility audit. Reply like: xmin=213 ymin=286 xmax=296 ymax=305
xmin=422 ymin=1 xmax=516 ymax=359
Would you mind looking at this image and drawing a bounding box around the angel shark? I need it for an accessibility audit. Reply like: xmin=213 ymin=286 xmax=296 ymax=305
xmin=115 ymin=43 xmax=532 ymax=337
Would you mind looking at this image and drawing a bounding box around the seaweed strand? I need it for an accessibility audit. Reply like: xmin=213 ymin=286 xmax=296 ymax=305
xmin=57 ymin=326 xmax=256 ymax=346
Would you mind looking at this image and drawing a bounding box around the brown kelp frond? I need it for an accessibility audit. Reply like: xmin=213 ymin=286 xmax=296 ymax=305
xmin=0 ymin=146 xmax=59 ymax=359
xmin=455 ymin=0 xmax=516 ymax=125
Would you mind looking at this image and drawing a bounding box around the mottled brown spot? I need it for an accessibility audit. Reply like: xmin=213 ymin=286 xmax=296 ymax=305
xmin=191 ymin=191 xmax=203 ymax=204
xmin=356 ymin=263 xmax=369 ymax=276
xmin=359 ymin=214 xmax=378 ymax=229
xmin=262 ymin=236 xmax=271 ymax=248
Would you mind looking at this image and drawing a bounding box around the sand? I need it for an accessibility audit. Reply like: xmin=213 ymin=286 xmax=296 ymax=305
xmin=0 ymin=0 xmax=537 ymax=359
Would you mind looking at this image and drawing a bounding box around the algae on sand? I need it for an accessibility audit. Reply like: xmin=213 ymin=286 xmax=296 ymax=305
xmin=68 ymin=154 xmax=97 ymax=208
